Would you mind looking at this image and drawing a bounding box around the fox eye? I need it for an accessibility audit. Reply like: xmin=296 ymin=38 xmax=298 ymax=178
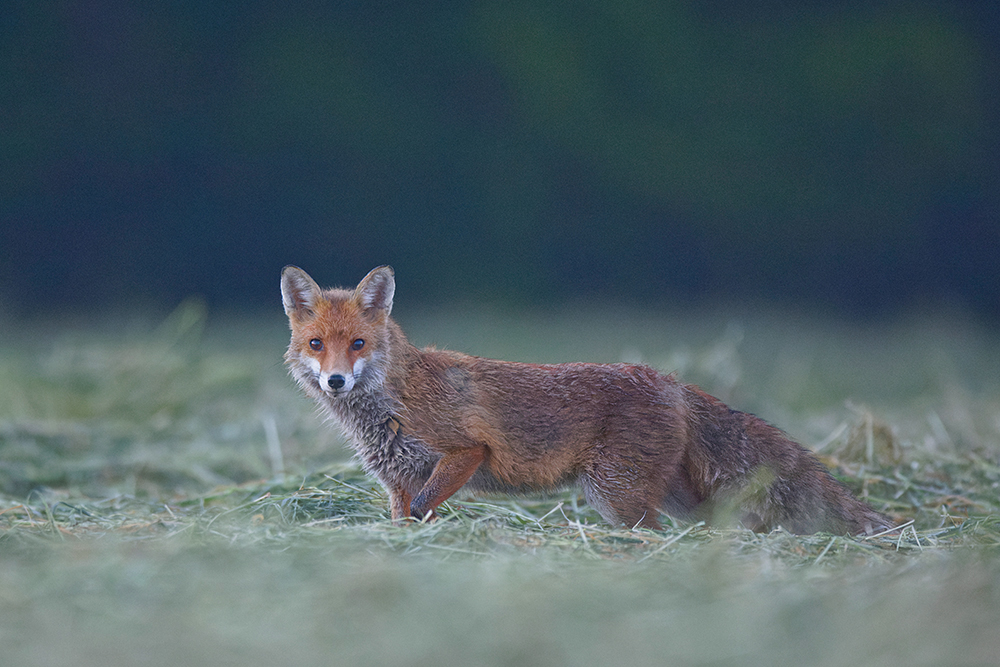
xmin=309 ymin=338 xmax=324 ymax=351
xmin=351 ymin=339 xmax=365 ymax=351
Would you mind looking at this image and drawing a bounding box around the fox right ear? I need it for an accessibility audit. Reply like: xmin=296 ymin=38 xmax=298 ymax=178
xmin=281 ymin=266 xmax=321 ymax=317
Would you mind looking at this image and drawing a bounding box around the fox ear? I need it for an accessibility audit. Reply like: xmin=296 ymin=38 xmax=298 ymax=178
xmin=281 ymin=266 xmax=322 ymax=317
xmin=355 ymin=265 xmax=395 ymax=316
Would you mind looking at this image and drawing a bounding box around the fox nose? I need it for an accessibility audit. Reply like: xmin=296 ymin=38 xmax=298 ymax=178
xmin=327 ymin=375 xmax=346 ymax=390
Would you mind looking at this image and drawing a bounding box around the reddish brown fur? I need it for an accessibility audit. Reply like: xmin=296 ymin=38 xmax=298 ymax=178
xmin=282 ymin=265 xmax=896 ymax=535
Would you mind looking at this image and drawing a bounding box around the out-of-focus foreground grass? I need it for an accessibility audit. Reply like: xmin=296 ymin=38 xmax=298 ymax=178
xmin=1 ymin=301 xmax=998 ymax=666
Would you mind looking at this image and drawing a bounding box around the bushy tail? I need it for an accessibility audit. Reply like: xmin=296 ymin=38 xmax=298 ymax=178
xmin=686 ymin=388 xmax=895 ymax=535
xmin=756 ymin=451 xmax=895 ymax=535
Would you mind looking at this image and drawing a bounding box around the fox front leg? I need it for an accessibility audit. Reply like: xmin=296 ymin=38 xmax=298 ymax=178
xmin=388 ymin=486 xmax=414 ymax=524
xmin=409 ymin=445 xmax=487 ymax=521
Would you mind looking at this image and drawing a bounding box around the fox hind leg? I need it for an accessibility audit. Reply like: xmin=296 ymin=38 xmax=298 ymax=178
xmin=579 ymin=469 xmax=664 ymax=530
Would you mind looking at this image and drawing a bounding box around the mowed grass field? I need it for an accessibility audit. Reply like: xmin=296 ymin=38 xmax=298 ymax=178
xmin=1 ymin=300 xmax=999 ymax=666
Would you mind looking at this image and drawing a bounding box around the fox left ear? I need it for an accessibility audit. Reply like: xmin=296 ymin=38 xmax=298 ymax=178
xmin=281 ymin=266 xmax=322 ymax=317
xmin=355 ymin=265 xmax=395 ymax=316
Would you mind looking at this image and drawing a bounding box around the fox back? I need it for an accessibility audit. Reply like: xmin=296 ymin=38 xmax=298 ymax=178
xmin=282 ymin=265 xmax=895 ymax=536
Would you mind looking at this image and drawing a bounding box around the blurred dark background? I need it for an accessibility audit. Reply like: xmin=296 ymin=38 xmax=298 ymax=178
xmin=2 ymin=1 xmax=998 ymax=318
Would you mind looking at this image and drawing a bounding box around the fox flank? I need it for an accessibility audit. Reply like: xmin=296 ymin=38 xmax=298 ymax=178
xmin=281 ymin=265 xmax=896 ymax=535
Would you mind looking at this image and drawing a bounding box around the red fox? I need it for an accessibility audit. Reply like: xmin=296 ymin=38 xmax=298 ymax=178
xmin=282 ymin=265 xmax=895 ymax=535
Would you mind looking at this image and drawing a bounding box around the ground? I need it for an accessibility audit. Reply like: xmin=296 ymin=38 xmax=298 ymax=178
xmin=1 ymin=301 xmax=998 ymax=666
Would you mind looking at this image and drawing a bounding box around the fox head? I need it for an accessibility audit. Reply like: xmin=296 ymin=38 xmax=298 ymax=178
xmin=281 ymin=265 xmax=394 ymax=397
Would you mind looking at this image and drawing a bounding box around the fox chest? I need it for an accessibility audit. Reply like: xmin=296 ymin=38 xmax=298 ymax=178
xmin=332 ymin=408 xmax=438 ymax=487
xmin=357 ymin=429 xmax=438 ymax=487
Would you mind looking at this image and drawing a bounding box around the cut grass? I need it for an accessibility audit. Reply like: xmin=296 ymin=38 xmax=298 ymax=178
xmin=3 ymin=460 xmax=996 ymax=564
xmin=1 ymin=303 xmax=998 ymax=666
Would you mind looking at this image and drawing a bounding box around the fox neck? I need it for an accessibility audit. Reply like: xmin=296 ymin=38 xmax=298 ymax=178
xmin=321 ymin=319 xmax=415 ymax=451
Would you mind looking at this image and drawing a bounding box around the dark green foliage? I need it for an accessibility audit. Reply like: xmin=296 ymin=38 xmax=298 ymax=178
xmin=2 ymin=2 xmax=998 ymax=315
